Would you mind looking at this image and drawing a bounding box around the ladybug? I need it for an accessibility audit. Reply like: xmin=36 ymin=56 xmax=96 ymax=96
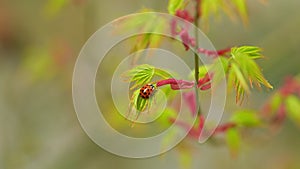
xmin=139 ymin=84 xmax=155 ymax=99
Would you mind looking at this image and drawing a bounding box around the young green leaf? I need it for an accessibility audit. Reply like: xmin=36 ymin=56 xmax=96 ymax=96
xmin=231 ymin=46 xmax=273 ymax=89
xmin=269 ymin=93 xmax=283 ymax=114
xmin=228 ymin=46 xmax=273 ymax=103
xmin=114 ymin=9 xmax=166 ymax=62
xmin=123 ymin=64 xmax=155 ymax=89
xmin=168 ymin=0 xmax=184 ymax=15
xmin=231 ymin=63 xmax=250 ymax=92
xmin=285 ymin=95 xmax=300 ymax=127
xmin=129 ymin=89 xmax=149 ymax=117
xmin=226 ymin=128 xmax=240 ymax=157
xmin=230 ymin=110 xmax=261 ymax=127
xmin=125 ymin=64 xmax=173 ymax=117
xmin=201 ymin=0 xmax=249 ymax=28
xmin=154 ymin=68 xmax=173 ymax=79
xmin=232 ymin=0 xmax=248 ymax=25
xmin=114 ymin=8 xmax=155 ymax=33
xmin=135 ymin=94 xmax=148 ymax=112
xmin=233 ymin=46 xmax=263 ymax=59
xmin=124 ymin=64 xmax=173 ymax=87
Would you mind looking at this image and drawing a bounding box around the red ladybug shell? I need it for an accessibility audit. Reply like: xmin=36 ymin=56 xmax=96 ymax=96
xmin=139 ymin=84 xmax=155 ymax=99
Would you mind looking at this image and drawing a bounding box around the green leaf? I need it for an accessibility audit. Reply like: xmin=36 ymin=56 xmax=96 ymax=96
xmin=124 ymin=64 xmax=155 ymax=89
xmin=168 ymin=0 xmax=184 ymax=15
xmin=230 ymin=110 xmax=261 ymax=127
xmin=124 ymin=64 xmax=174 ymax=90
xmin=114 ymin=10 xmax=166 ymax=63
xmin=232 ymin=0 xmax=248 ymax=25
xmin=231 ymin=46 xmax=273 ymax=89
xmin=201 ymin=0 xmax=249 ymax=28
xmin=226 ymin=128 xmax=240 ymax=157
xmin=135 ymin=94 xmax=148 ymax=112
xmin=232 ymin=46 xmax=263 ymax=59
xmin=270 ymin=93 xmax=283 ymax=114
xmin=141 ymin=18 xmax=165 ymax=50
xmin=114 ymin=8 xmax=155 ymax=33
xmin=231 ymin=63 xmax=250 ymax=92
xmin=154 ymin=68 xmax=173 ymax=79
xmin=228 ymin=62 xmax=249 ymax=102
xmin=228 ymin=46 xmax=273 ymax=103
xmin=285 ymin=95 xmax=300 ymax=127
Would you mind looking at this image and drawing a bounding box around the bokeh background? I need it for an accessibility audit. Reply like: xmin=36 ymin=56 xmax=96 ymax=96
xmin=1 ymin=0 xmax=300 ymax=169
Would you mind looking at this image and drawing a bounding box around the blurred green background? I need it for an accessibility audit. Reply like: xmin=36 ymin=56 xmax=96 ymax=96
xmin=1 ymin=0 xmax=300 ymax=169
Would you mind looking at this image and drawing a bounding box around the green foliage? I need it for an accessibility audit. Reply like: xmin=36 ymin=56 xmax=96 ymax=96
xmin=124 ymin=64 xmax=172 ymax=89
xmin=125 ymin=64 xmax=155 ymax=89
xmin=121 ymin=0 xmax=279 ymax=160
xmin=135 ymin=92 xmax=148 ymax=112
xmin=168 ymin=0 xmax=184 ymax=15
xmin=129 ymin=18 xmax=166 ymax=55
xmin=201 ymin=0 xmax=248 ymax=27
xmin=115 ymin=8 xmax=158 ymax=32
xmin=285 ymin=95 xmax=300 ymax=127
xmin=232 ymin=0 xmax=248 ymax=24
xmin=115 ymin=9 xmax=166 ymax=62
xmin=232 ymin=46 xmax=264 ymax=59
xmin=228 ymin=63 xmax=249 ymax=102
xmin=125 ymin=64 xmax=172 ymax=113
xmin=155 ymin=68 xmax=174 ymax=79
xmin=270 ymin=93 xmax=283 ymax=114
xmin=228 ymin=46 xmax=273 ymax=103
xmin=226 ymin=128 xmax=240 ymax=157
xmin=230 ymin=110 xmax=261 ymax=127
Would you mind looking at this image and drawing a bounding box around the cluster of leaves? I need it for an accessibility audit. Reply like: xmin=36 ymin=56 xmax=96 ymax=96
xmin=168 ymin=0 xmax=249 ymax=29
xmin=115 ymin=9 xmax=166 ymax=64
xmin=123 ymin=64 xmax=173 ymax=112
xmin=225 ymin=46 xmax=273 ymax=103
xmin=201 ymin=0 xmax=248 ymax=25
xmin=285 ymin=95 xmax=300 ymax=126
xmin=263 ymin=76 xmax=300 ymax=127
xmin=224 ymin=75 xmax=300 ymax=156
xmin=121 ymin=0 xmax=299 ymax=163
xmin=199 ymin=46 xmax=273 ymax=103
xmin=224 ymin=109 xmax=261 ymax=156
xmin=167 ymin=1 xmax=273 ymax=105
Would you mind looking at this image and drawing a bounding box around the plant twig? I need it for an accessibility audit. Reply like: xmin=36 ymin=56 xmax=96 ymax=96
xmin=194 ymin=0 xmax=201 ymax=116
